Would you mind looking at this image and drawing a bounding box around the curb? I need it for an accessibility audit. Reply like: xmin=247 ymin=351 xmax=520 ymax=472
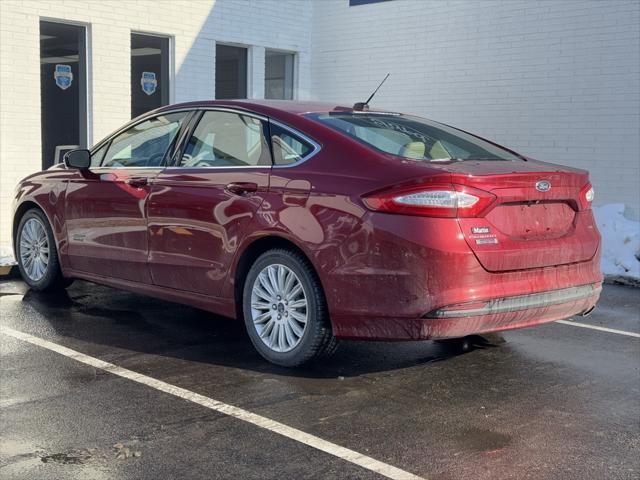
xmin=604 ymin=274 xmax=640 ymax=288
xmin=0 ymin=265 xmax=18 ymax=279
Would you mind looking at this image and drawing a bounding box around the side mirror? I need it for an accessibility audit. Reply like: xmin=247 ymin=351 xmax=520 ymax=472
xmin=64 ymin=149 xmax=91 ymax=170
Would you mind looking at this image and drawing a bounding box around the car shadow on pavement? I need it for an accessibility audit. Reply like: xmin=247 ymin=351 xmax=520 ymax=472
xmin=17 ymin=282 xmax=504 ymax=379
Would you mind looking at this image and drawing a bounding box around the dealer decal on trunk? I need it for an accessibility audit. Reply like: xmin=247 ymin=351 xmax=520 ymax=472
xmin=470 ymin=226 xmax=498 ymax=245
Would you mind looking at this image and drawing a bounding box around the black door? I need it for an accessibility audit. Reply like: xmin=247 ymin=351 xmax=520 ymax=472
xmin=40 ymin=21 xmax=87 ymax=169
xmin=131 ymin=33 xmax=170 ymax=119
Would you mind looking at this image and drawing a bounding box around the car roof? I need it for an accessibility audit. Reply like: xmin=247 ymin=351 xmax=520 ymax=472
xmin=155 ymin=99 xmax=357 ymax=117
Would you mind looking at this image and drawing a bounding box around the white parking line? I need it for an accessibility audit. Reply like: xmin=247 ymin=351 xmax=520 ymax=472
xmin=0 ymin=326 xmax=424 ymax=480
xmin=556 ymin=320 xmax=640 ymax=338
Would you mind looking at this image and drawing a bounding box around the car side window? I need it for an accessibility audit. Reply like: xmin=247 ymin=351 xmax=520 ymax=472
xmin=270 ymin=123 xmax=315 ymax=165
xmin=101 ymin=112 xmax=187 ymax=168
xmin=90 ymin=142 xmax=109 ymax=167
xmin=179 ymin=111 xmax=271 ymax=168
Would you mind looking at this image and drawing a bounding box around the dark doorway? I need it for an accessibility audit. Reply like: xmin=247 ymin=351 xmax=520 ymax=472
xmin=40 ymin=21 xmax=87 ymax=169
xmin=131 ymin=33 xmax=170 ymax=119
xmin=215 ymin=45 xmax=247 ymax=99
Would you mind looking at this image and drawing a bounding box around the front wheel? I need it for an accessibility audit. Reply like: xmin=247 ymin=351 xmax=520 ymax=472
xmin=16 ymin=209 xmax=72 ymax=291
xmin=242 ymin=249 xmax=336 ymax=367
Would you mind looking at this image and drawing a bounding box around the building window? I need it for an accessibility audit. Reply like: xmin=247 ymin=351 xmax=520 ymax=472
xmin=131 ymin=33 xmax=170 ymax=119
xmin=265 ymin=50 xmax=295 ymax=100
xmin=216 ymin=44 xmax=247 ymax=99
xmin=40 ymin=21 xmax=88 ymax=169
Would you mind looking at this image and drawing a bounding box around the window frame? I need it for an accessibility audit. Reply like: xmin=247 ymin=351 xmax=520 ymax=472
xmin=264 ymin=49 xmax=296 ymax=100
xmin=88 ymin=109 xmax=194 ymax=170
xmin=215 ymin=43 xmax=249 ymax=100
xmin=88 ymin=107 xmax=323 ymax=172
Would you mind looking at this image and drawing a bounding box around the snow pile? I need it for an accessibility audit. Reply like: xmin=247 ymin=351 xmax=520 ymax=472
xmin=593 ymin=204 xmax=640 ymax=280
xmin=0 ymin=245 xmax=16 ymax=267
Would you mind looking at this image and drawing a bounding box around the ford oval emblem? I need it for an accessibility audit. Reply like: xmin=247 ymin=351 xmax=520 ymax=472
xmin=536 ymin=180 xmax=551 ymax=192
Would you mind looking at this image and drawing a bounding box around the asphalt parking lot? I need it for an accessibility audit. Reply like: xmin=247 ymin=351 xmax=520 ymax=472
xmin=1 ymin=279 xmax=638 ymax=480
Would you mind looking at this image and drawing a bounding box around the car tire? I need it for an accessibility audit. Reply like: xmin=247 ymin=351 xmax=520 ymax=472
xmin=16 ymin=209 xmax=72 ymax=291
xmin=242 ymin=248 xmax=336 ymax=367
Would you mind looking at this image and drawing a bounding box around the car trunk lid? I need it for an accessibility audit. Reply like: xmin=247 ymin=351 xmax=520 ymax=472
xmin=442 ymin=161 xmax=599 ymax=272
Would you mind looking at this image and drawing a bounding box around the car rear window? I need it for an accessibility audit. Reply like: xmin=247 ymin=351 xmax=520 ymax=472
xmin=306 ymin=112 xmax=521 ymax=162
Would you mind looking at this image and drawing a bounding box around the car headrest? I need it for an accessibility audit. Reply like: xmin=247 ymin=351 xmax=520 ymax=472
xmin=399 ymin=141 xmax=426 ymax=159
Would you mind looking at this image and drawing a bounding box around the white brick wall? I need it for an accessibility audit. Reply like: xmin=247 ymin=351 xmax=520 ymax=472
xmin=311 ymin=0 xmax=640 ymax=219
xmin=1 ymin=0 xmax=638 ymax=252
xmin=0 ymin=0 xmax=312 ymax=247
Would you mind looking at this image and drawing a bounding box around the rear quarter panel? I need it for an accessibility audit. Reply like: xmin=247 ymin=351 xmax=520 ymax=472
xmin=220 ymin=119 xmax=449 ymax=319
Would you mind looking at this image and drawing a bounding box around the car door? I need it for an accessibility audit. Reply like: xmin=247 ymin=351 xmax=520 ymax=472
xmin=147 ymin=109 xmax=271 ymax=296
xmin=65 ymin=111 xmax=191 ymax=283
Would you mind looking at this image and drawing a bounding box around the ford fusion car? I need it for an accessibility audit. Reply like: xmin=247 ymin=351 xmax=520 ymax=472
xmin=12 ymin=100 xmax=602 ymax=366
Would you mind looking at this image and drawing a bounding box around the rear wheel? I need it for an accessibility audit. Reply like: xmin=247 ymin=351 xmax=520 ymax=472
xmin=242 ymin=249 xmax=336 ymax=367
xmin=16 ymin=209 xmax=72 ymax=291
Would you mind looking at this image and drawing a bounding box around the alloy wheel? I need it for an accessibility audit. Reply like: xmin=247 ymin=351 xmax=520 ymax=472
xmin=250 ymin=264 xmax=308 ymax=353
xmin=19 ymin=217 xmax=50 ymax=281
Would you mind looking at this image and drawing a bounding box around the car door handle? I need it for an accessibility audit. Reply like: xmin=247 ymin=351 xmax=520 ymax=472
xmin=226 ymin=182 xmax=258 ymax=195
xmin=125 ymin=177 xmax=149 ymax=188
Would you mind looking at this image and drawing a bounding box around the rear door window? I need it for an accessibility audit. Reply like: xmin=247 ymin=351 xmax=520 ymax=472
xmin=179 ymin=111 xmax=271 ymax=168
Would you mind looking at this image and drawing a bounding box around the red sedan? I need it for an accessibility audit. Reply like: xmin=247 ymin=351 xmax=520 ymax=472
xmin=12 ymin=100 xmax=602 ymax=366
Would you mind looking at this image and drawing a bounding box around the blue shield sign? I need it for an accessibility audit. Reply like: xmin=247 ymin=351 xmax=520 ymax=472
xmin=54 ymin=64 xmax=73 ymax=90
xmin=141 ymin=71 xmax=157 ymax=95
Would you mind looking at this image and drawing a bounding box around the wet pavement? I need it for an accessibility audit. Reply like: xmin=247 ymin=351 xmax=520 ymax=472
xmin=1 ymin=279 xmax=638 ymax=479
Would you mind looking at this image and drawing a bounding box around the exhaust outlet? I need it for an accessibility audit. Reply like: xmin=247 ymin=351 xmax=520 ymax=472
xmin=580 ymin=305 xmax=596 ymax=317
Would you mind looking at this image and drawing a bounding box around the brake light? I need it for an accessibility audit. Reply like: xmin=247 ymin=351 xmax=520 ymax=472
xmin=363 ymin=184 xmax=496 ymax=218
xmin=579 ymin=183 xmax=594 ymax=210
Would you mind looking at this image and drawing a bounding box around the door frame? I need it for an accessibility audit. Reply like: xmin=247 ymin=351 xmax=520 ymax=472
xmin=40 ymin=17 xmax=92 ymax=152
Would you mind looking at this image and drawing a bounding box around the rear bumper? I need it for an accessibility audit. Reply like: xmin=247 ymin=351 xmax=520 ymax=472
xmin=323 ymin=212 xmax=602 ymax=340
xmin=420 ymin=282 xmax=601 ymax=339
xmin=332 ymin=282 xmax=602 ymax=340
xmin=424 ymin=283 xmax=601 ymax=319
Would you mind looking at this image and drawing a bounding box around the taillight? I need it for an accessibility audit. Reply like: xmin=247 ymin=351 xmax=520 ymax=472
xmin=362 ymin=184 xmax=496 ymax=218
xmin=579 ymin=183 xmax=594 ymax=210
